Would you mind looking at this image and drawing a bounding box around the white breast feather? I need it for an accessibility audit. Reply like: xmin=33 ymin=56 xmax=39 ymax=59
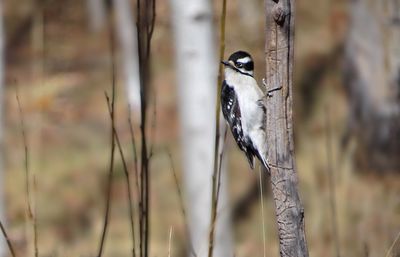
xmin=224 ymin=69 xmax=265 ymax=136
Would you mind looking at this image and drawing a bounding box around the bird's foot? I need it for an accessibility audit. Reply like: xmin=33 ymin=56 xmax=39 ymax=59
xmin=262 ymin=78 xmax=267 ymax=88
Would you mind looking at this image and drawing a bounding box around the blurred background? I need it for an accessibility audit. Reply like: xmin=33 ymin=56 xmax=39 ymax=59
xmin=1 ymin=0 xmax=400 ymax=257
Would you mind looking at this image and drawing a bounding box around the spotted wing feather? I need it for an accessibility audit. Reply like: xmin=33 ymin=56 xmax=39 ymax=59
xmin=221 ymin=81 xmax=255 ymax=169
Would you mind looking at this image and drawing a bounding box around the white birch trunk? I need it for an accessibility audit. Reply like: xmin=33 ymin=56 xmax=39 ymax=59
xmin=113 ymin=0 xmax=141 ymax=111
xmin=170 ymin=1 xmax=233 ymax=256
xmin=86 ymin=0 xmax=106 ymax=32
xmin=0 ymin=0 xmax=5 ymax=255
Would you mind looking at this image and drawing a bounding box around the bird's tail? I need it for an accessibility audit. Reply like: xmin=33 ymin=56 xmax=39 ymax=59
xmin=254 ymin=151 xmax=270 ymax=174
xmin=260 ymin=156 xmax=271 ymax=174
xmin=249 ymin=130 xmax=270 ymax=173
xmin=245 ymin=151 xmax=255 ymax=170
xmin=260 ymin=154 xmax=271 ymax=173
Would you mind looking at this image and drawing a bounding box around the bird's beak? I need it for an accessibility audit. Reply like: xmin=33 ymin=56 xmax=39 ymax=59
xmin=221 ymin=60 xmax=234 ymax=68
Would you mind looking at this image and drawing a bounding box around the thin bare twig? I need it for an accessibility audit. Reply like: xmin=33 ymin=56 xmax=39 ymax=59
xmin=215 ymin=128 xmax=228 ymax=204
xmin=165 ymin=150 xmax=197 ymax=257
xmin=384 ymin=231 xmax=400 ymax=257
xmin=208 ymin=127 xmax=227 ymax=257
xmin=138 ymin=63 xmax=149 ymax=257
xmin=258 ymin=167 xmax=267 ymax=257
xmin=0 ymin=220 xmax=17 ymax=257
xmin=127 ymin=108 xmax=142 ymax=257
xmin=15 ymin=90 xmax=32 ymax=218
xmin=97 ymin=19 xmax=117 ymax=257
xmin=137 ymin=0 xmax=156 ymax=255
xmin=168 ymin=226 xmax=173 ymax=257
xmin=325 ymin=105 xmax=340 ymax=257
xmin=148 ymin=92 xmax=157 ymax=159
xmin=30 ymin=2 xmax=44 ymax=255
xmin=105 ymin=94 xmax=136 ymax=257
xmin=97 ymin=99 xmax=116 ymax=257
xmin=147 ymin=0 xmax=156 ymax=52
xmin=32 ymin=175 xmax=38 ymax=257
xmin=136 ymin=1 xmax=156 ymax=255
xmin=136 ymin=1 xmax=145 ymax=252
xmin=208 ymin=1 xmax=227 ymax=256
xmin=16 ymin=89 xmax=38 ymax=257
xmin=128 ymin=108 xmax=140 ymax=198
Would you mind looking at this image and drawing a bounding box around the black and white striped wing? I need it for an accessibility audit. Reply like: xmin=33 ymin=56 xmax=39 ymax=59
xmin=221 ymin=81 xmax=255 ymax=169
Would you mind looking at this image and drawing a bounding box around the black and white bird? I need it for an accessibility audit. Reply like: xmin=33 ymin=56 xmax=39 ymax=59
xmin=221 ymin=51 xmax=270 ymax=171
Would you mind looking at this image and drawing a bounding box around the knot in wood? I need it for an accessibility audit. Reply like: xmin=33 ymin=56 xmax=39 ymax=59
xmin=272 ymin=5 xmax=286 ymax=26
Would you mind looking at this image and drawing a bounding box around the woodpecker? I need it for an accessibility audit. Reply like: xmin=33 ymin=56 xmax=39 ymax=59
xmin=221 ymin=51 xmax=271 ymax=171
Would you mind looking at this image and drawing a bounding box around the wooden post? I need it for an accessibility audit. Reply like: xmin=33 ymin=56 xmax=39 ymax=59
xmin=264 ymin=0 xmax=309 ymax=256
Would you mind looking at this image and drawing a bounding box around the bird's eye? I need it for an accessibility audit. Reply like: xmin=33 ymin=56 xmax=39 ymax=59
xmin=236 ymin=62 xmax=243 ymax=68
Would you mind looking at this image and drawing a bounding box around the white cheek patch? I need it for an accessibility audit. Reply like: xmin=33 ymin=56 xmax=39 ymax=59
xmin=237 ymin=56 xmax=252 ymax=64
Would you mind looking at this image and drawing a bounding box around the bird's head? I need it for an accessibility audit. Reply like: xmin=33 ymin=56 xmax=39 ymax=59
xmin=221 ymin=51 xmax=254 ymax=76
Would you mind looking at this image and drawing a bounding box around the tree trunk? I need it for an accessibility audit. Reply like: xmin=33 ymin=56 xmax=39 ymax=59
xmin=344 ymin=0 xmax=400 ymax=172
xmin=86 ymin=0 xmax=106 ymax=32
xmin=0 ymin=0 xmax=4 ymax=255
xmin=264 ymin=0 xmax=309 ymax=257
xmin=169 ymin=1 xmax=233 ymax=256
xmin=113 ymin=0 xmax=141 ymax=112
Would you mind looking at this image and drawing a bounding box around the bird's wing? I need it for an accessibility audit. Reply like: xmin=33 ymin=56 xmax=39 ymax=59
xmin=256 ymin=98 xmax=267 ymax=131
xmin=221 ymin=81 xmax=255 ymax=169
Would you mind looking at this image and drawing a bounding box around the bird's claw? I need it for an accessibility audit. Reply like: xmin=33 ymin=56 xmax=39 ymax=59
xmin=262 ymin=78 xmax=267 ymax=88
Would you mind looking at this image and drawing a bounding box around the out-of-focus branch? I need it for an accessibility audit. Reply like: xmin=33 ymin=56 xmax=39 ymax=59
xmin=208 ymin=1 xmax=227 ymax=256
xmin=166 ymin=151 xmax=196 ymax=257
xmin=96 ymin=18 xmax=117 ymax=257
xmin=325 ymin=105 xmax=341 ymax=257
xmin=105 ymin=93 xmax=137 ymax=257
xmin=136 ymin=1 xmax=156 ymax=256
xmin=0 ymin=221 xmax=16 ymax=257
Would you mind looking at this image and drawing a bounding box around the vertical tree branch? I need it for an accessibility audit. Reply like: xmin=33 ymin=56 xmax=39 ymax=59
xmin=16 ymin=90 xmax=38 ymax=257
xmin=208 ymin=1 xmax=227 ymax=256
xmin=0 ymin=221 xmax=16 ymax=257
xmin=105 ymin=94 xmax=137 ymax=257
xmin=97 ymin=18 xmax=117 ymax=257
xmin=166 ymin=151 xmax=197 ymax=257
xmin=325 ymin=106 xmax=340 ymax=257
xmin=0 ymin=1 xmax=4 ymax=254
xmin=136 ymin=1 xmax=156 ymax=256
xmin=264 ymin=0 xmax=309 ymax=256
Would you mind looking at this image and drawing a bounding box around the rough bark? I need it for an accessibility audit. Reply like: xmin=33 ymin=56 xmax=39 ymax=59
xmin=169 ymin=1 xmax=233 ymax=256
xmin=344 ymin=0 xmax=400 ymax=172
xmin=264 ymin=0 xmax=309 ymax=257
